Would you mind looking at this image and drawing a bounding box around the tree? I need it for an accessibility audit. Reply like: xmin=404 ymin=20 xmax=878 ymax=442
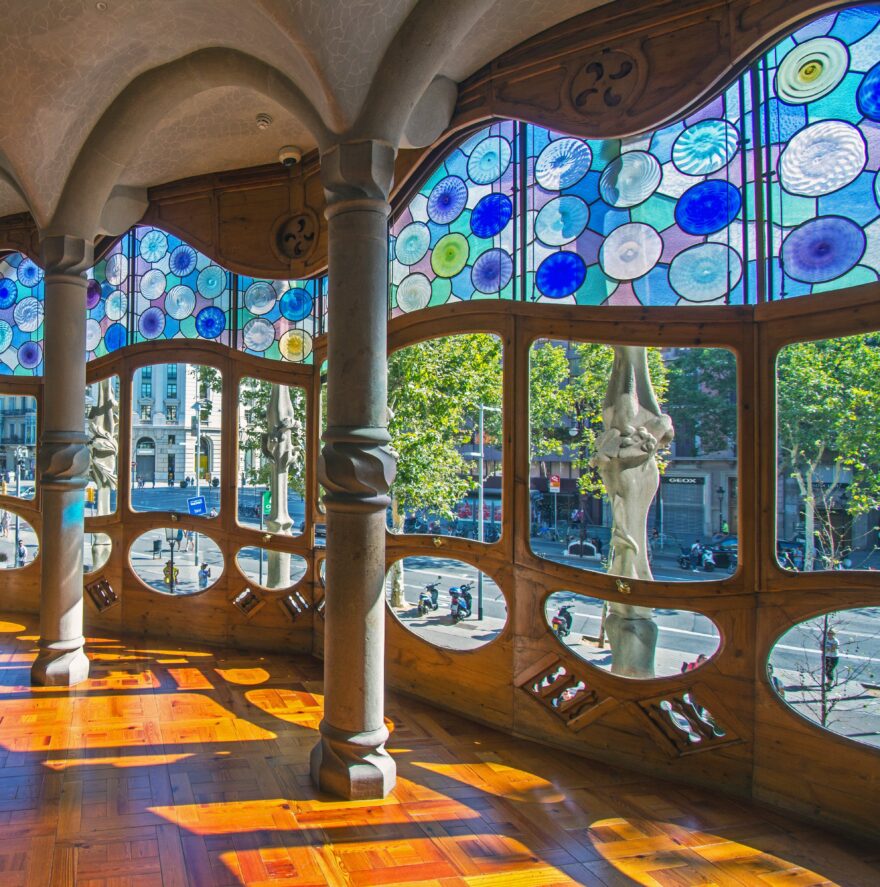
xmin=386 ymin=334 xmax=503 ymax=607
xmin=777 ymin=336 xmax=880 ymax=570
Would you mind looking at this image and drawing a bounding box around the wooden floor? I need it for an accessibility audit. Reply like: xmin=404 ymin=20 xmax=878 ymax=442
xmin=0 ymin=615 xmax=877 ymax=887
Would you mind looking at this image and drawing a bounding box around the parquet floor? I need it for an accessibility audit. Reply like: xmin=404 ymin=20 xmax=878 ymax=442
xmin=0 ymin=614 xmax=877 ymax=886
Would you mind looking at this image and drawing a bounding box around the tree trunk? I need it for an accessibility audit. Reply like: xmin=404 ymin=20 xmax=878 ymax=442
xmin=804 ymin=479 xmax=816 ymax=572
xmin=388 ymin=500 xmax=406 ymax=608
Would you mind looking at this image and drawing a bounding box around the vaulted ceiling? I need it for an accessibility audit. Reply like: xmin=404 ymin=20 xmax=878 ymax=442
xmin=0 ymin=0 xmax=612 ymax=229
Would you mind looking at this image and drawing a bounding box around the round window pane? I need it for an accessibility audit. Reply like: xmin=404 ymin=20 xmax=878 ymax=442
xmin=130 ymin=528 xmax=222 ymax=595
xmin=0 ymin=509 xmax=37 ymax=569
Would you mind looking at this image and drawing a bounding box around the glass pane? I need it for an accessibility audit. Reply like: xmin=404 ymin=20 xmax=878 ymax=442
xmin=83 ymin=532 xmax=111 ymax=573
xmin=129 ymin=528 xmax=223 ymax=595
xmin=236 ymin=378 xmax=305 ymax=535
xmin=386 ymin=556 xmax=506 ymax=650
xmin=85 ymin=377 xmax=119 ymax=514
xmin=530 ymin=341 xmax=738 ymax=582
xmin=235 ymin=547 xmax=307 ymax=590
xmin=544 ymin=591 xmax=720 ymax=679
xmin=86 ymin=238 xmax=129 ymax=358
xmin=776 ymin=333 xmax=880 ymax=571
xmin=236 ymin=277 xmax=320 ymax=363
xmin=131 ymin=364 xmax=222 ymax=516
xmin=0 ymin=395 xmax=36 ymax=498
xmin=387 ymin=334 xmax=503 ymax=542
xmin=769 ymin=608 xmax=880 ymax=749
xmin=0 ymin=254 xmax=44 ymax=374
xmin=0 ymin=509 xmax=37 ymax=569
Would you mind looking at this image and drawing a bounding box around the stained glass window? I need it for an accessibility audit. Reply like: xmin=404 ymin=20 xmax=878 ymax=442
xmin=0 ymin=254 xmax=44 ymax=375
xmin=86 ymin=235 xmax=128 ymax=359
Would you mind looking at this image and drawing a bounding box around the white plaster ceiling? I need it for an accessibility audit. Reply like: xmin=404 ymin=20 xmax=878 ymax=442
xmin=0 ymin=0 xmax=612 ymax=228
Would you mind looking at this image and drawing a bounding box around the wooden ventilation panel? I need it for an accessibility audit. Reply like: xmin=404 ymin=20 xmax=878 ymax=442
xmin=279 ymin=590 xmax=311 ymax=622
xmin=232 ymin=588 xmax=264 ymax=619
xmin=85 ymin=578 xmax=118 ymax=613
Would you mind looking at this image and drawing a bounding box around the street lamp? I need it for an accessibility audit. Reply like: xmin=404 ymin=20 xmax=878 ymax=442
xmin=13 ymin=445 xmax=27 ymax=563
xmin=164 ymin=526 xmax=178 ymax=594
xmin=717 ymin=484 xmax=725 ymax=533
xmin=462 ymin=403 xmax=501 ymax=621
xmin=191 ymin=400 xmax=209 ymax=565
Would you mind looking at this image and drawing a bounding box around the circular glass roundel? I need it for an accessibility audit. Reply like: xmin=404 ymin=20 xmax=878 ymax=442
xmin=427 ymin=176 xmax=468 ymax=224
xmin=130 ymin=528 xmax=223 ymax=595
xmin=85 ymin=318 xmax=102 ymax=352
xmin=535 ymin=138 xmax=592 ymax=191
xmin=279 ymin=287 xmax=313 ymax=322
xmin=0 ymin=510 xmax=39 ymax=569
xmin=544 ymin=591 xmax=720 ymax=678
xmin=395 ymin=222 xmax=431 ymax=265
xmin=0 ymin=279 xmax=17 ymax=309
xmin=13 ymin=297 xmax=42 ymax=332
xmin=166 ymin=285 xmax=196 ymax=320
xmin=18 ymin=342 xmax=41 ymax=369
xmin=169 ymin=245 xmax=197 ymax=278
xmin=669 ymin=243 xmax=743 ymax=302
xmin=470 ymin=193 xmax=513 ymax=239
xmin=385 ymin=556 xmax=507 ymax=651
xmin=599 ymin=151 xmax=661 ymax=207
xmin=396 ymin=273 xmax=432 ymax=312
xmin=536 ymin=251 xmax=587 ymax=298
xmin=86 ymin=279 xmax=102 ymax=310
xmin=672 ymin=119 xmax=740 ymax=176
xmin=467 ymin=135 xmax=512 ymax=185
xmin=674 ymin=180 xmax=741 ymax=235
xmin=83 ymin=532 xmax=111 ymax=573
xmin=105 ymin=253 xmax=127 ymax=287
xmin=235 ymin=547 xmax=307 ymax=590
xmin=139 ymin=306 xmax=165 ymax=339
xmin=535 ymin=195 xmax=590 ymax=246
xmin=775 ymin=37 xmax=849 ymax=105
xmin=197 ymin=265 xmax=225 ymax=298
xmin=105 ymin=290 xmax=127 ymax=321
xmin=105 ymin=323 xmax=126 ymax=351
xmin=778 ymin=121 xmax=866 ymax=197
xmin=195 ymin=306 xmax=226 ymax=339
xmin=0 ymin=321 xmax=12 ymax=352
xmin=242 ymin=317 xmax=275 ymax=352
xmin=279 ymin=329 xmax=313 ymax=362
xmin=140 ymin=269 xmax=166 ymax=300
xmin=244 ymin=281 xmax=276 ymax=315
xmin=472 ymin=248 xmax=513 ymax=293
xmin=139 ymin=229 xmax=168 ymax=262
xmin=599 ymin=222 xmax=663 ymax=280
xmin=781 ymin=215 xmax=866 ymax=283
xmin=431 ymin=233 xmax=469 ymax=278
xmin=17 ymin=259 xmax=42 ymax=288
xmin=858 ymin=61 xmax=880 ymax=121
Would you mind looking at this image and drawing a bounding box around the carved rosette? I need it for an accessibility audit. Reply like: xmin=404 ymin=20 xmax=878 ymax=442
xmin=319 ymin=427 xmax=397 ymax=512
xmin=39 ymin=432 xmax=91 ymax=491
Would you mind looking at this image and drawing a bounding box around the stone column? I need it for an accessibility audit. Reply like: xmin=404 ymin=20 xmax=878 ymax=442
xmin=311 ymin=140 xmax=397 ymax=800
xmin=31 ymin=236 xmax=93 ymax=687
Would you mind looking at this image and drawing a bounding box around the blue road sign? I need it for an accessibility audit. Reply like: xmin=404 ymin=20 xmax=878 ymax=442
xmin=188 ymin=496 xmax=207 ymax=516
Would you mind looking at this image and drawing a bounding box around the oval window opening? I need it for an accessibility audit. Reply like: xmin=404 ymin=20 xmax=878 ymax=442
xmin=130 ymin=528 xmax=223 ymax=595
xmin=84 ymin=532 xmax=112 ymax=573
xmin=0 ymin=509 xmax=38 ymax=569
xmin=544 ymin=591 xmax=721 ymax=679
xmin=235 ymin=547 xmax=306 ymax=590
xmin=385 ymin=556 xmax=507 ymax=650
xmin=769 ymin=608 xmax=880 ymax=749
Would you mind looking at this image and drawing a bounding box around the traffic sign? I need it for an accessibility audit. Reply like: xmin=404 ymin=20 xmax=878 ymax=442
xmin=262 ymin=490 xmax=272 ymax=516
xmin=187 ymin=495 xmax=207 ymax=516
xmin=549 ymin=474 xmax=561 ymax=494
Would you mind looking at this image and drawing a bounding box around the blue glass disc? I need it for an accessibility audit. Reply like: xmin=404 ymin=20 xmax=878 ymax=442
xmin=781 ymin=215 xmax=866 ymax=283
xmin=0 ymin=320 xmax=12 ymax=351
xmin=536 ymin=251 xmax=587 ymax=298
xmin=196 ymin=306 xmax=226 ymax=339
xmin=139 ymin=229 xmax=168 ymax=262
xmin=427 ymin=176 xmax=468 ymax=224
xmin=104 ymin=323 xmax=126 ymax=352
xmin=467 ymin=136 xmax=512 ymax=185
xmin=197 ymin=265 xmax=226 ymax=298
xmin=395 ymin=222 xmax=431 ymax=264
xmin=674 ymin=180 xmax=742 ymax=235
xmin=857 ymin=61 xmax=880 ymax=120
xmin=534 ymin=138 xmax=592 ymax=191
xmin=470 ymin=193 xmax=513 ymax=239
xmin=139 ymin=306 xmax=165 ymax=339
xmin=672 ymin=119 xmax=739 ymax=175
xmin=18 ymin=341 xmax=41 ymax=369
xmin=169 ymin=245 xmax=197 ymax=277
xmin=599 ymin=151 xmax=661 ymax=207
xmin=17 ymin=259 xmax=42 ymax=288
xmin=471 ymin=248 xmax=513 ymax=293
xmin=668 ymin=243 xmax=743 ymax=301
xmin=535 ymin=195 xmax=589 ymax=246
xmin=0 ymin=279 xmax=17 ymax=309
xmin=280 ymin=287 xmax=313 ymax=322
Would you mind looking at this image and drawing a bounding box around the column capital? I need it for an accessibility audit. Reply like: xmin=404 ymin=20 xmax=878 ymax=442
xmin=39 ymin=234 xmax=94 ymax=277
xmin=321 ymin=139 xmax=396 ymax=209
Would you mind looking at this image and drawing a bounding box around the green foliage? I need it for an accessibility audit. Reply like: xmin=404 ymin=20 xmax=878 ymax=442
xmin=388 ymin=334 xmax=502 ymax=523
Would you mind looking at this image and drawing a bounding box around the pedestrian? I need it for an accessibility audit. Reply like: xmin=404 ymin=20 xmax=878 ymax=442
xmin=823 ymin=627 xmax=840 ymax=690
xmin=16 ymin=540 xmax=26 ymax=568
xmin=0 ymin=511 xmax=8 ymax=537
xmin=681 ymin=653 xmax=707 ymax=673
xmin=162 ymin=560 xmax=178 ymax=588
xmin=185 ymin=529 xmax=194 ymax=552
xmin=767 ymin=663 xmax=785 ymax=698
xmin=198 ymin=562 xmax=211 ymax=589
xmin=209 ymin=508 xmax=217 ymax=518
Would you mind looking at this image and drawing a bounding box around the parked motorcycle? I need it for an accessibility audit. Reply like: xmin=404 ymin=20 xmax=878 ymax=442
xmin=679 ymin=544 xmax=716 ymax=572
xmin=450 ymin=582 xmax=474 ymax=622
xmin=418 ymin=578 xmax=441 ymax=617
xmin=551 ymin=604 xmax=574 ymax=638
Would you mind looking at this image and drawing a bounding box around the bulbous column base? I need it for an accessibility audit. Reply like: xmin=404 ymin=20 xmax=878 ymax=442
xmin=606 ymin=612 xmax=658 ymax=679
xmin=310 ymin=721 xmax=396 ymax=800
xmin=31 ymin=644 xmax=90 ymax=687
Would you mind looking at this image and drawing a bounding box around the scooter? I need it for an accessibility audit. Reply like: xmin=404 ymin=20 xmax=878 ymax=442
xmin=418 ymin=578 xmax=441 ymax=617
xmin=551 ymin=604 xmax=574 ymax=638
xmin=450 ymin=581 xmax=474 ymax=622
